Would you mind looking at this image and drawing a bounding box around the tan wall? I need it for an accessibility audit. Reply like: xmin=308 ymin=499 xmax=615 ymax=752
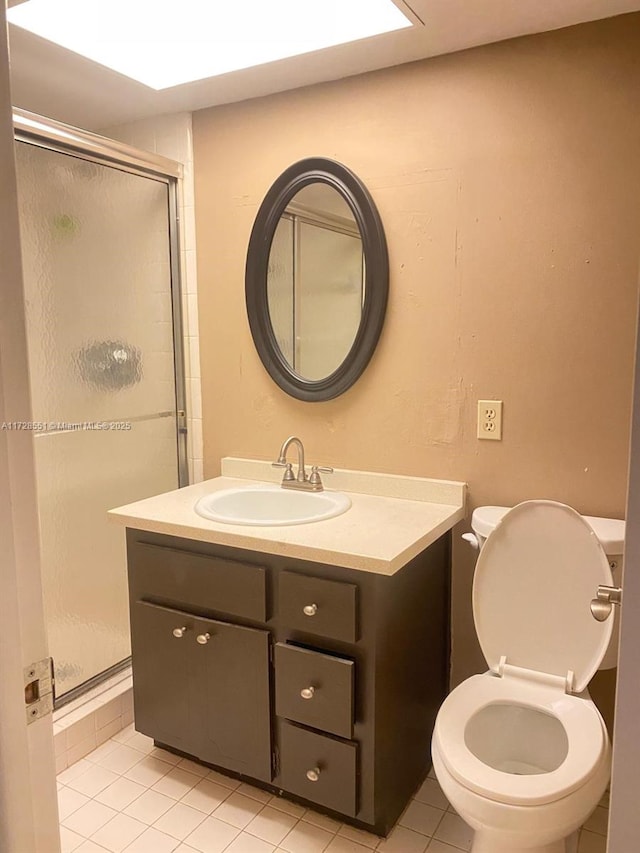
xmin=193 ymin=15 xmax=640 ymax=688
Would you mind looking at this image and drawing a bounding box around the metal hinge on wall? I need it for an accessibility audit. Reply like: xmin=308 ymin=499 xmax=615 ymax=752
xmin=24 ymin=657 xmax=54 ymax=724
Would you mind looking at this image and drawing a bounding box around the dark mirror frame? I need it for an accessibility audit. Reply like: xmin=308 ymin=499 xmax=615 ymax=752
xmin=245 ymin=157 xmax=389 ymax=402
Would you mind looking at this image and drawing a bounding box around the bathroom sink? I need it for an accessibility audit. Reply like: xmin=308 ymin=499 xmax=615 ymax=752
xmin=194 ymin=485 xmax=351 ymax=526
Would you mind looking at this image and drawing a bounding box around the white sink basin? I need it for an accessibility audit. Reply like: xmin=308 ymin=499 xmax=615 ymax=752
xmin=194 ymin=485 xmax=351 ymax=526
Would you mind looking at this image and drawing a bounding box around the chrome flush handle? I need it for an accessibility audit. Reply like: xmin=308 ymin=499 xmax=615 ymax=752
xmin=590 ymin=585 xmax=623 ymax=622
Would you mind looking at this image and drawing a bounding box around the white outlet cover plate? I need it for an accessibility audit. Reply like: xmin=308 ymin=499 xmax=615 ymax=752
xmin=477 ymin=399 xmax=503 ymax=440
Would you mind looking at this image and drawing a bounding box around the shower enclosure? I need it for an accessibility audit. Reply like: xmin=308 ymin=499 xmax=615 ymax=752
xmin=13 ymin=111 xmax=187 ymax=705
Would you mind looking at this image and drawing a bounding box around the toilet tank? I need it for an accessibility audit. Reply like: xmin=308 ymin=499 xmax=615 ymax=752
xmin=465 ymin=505 xmax=625 ymax=670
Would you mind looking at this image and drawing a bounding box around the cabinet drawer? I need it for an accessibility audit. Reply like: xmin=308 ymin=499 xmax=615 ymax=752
xmin=278 ymin=572 xmax=357 ymax=642
xmin=133 ymin=541 xmax=266 ymax=621
xmin=275 ymin=643 xmax=354 ymax=739
xmin=278 ymin=721 xmax=357 ymax=816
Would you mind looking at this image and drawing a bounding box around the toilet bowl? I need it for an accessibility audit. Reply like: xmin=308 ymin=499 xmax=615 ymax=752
xmin=432 ymin=500 xmax=614 ymax=853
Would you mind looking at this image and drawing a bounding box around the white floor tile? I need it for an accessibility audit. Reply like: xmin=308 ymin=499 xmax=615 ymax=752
xmin=325 ymin=836 xmax=372 ymax=852
xmin=122 ymin=826 xmax=181 ymax=852
xmin=266 ymin=796 xmax=306 ymax=819
xmin=398 ymin=802 xmax=444 ymax=838
xmin=154 ymin=802 xmax=208 ymax=840
xmin=153 ymin=768 xmax=202 ymax=800
xmin=66 ymin=765 xmax=121 ymax=798
xmin=76 ymin=841 xmax=114 ymax=852
xmin=95 ymin=744 xmax=145 ymax=775
xmin=212 ymin=792 xmax=263 ymax=829
xmin=86 ymin=740 xmax=120 ymax=764
xmin=58 ymin=759 xmax=93 ymax=785
xmin=425 ymin=842 xmax=464 ymax=853
xmin=124 ymin=756 xmax=174 ymax=787
xmin=181 ymin=779 xmax=233 ymax=814
xmin=302 ymin=811 xmax=341 ymax=833
xmin=123 ymin=790 xmax=176 ymax=825
xmin=225 ymin=834 xmax=276 ymax=853
xmin=431 ymin=813 xmax=473 ymax=851
xmin=244 ymin=806 xmax=298 ymax=845
xmin=60 ymin=825 xmax=86 ymax=853
xmin=578 ymin=830 xmax=608 ymax=853
xmin=184 ymin=815 xmax=240 ymax=852
xmin=62 ymin=800 xmax=118 ymax=837
xmin=150 ymin=747 xmax=183 ymax=766
xmin=206 ymin=769 xmax=241 ymax=790
xmin=125 ymin=732 xmax=155 ymax=755
xmin=177 ymin=757 xmax=210 ymax=778
xmin=583 ymin=806 xmax=609 ymax=836
xmin=95 ymin=778 xmax=148 ymax=811
xmin=112 ymin=724 xmax=136 ymax=744
xmin=376 ymin=825 xmax=430 ymax=852
xmin=236 ymin=783 xmax=272 ymax=804
xmin=90 ymin=813 xmax=147 ymax=853
xmin=279 ymin=820 xmax=334 ymax=853
xmin=412 ymin=779 xmax=449 ymax=812
xmin=337 ymin=824 xmax=381 ymax=848
xmin=58 ymin=787 xmax=90 ymax=821
xmin=174 ymin=846 xmax=201 ymax=853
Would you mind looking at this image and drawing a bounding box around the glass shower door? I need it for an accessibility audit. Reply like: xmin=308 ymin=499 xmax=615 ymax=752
xmin=15 ymin=141 xmax=183 ymax=701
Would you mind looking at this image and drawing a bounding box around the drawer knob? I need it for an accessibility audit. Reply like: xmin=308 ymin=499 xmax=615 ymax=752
xmin=303 ymin=603 xmax=318 ymax=617
xmin=196 ymin=633 xmax=211 ymax=645
xmin=300 ymin=687 xmax=315 ymax=700
xmin=306 ymin=767 xmax=321 ymax=782
xmin=172 ymin=626 xmax=187 ymax=638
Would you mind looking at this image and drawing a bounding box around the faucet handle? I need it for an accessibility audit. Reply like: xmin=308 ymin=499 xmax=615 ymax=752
xmin=272 ymin=461 xmax=295 ymax=481
xmin=309 ymin=465 xmax=333 ymax=487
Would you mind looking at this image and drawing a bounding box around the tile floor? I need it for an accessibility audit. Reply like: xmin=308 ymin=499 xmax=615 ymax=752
xmin=57 ymin=724 xmax=609 ymax=853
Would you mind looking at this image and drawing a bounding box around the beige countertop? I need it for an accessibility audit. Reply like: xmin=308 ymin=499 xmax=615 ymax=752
xmin=109 ymin=458 xmax=467 ymax=575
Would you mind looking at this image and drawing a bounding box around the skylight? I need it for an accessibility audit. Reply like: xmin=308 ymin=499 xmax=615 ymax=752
xmin=7 ymin=0 xmax=413 ymax=90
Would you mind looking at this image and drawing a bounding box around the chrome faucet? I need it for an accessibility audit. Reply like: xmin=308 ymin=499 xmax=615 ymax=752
xmin=273 ymin=436 xmax=332 ymax=492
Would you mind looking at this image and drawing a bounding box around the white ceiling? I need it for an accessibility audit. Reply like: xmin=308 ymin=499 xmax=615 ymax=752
xmin=7 ymin=0 xmax=640 ymax=130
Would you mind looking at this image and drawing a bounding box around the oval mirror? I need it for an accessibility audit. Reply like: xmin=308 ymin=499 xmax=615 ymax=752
xmin=246 ymin=158 xmax=388 ymax=401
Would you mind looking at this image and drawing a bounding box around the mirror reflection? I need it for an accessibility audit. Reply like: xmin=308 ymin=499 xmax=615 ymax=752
xmin=266 ymin=182 xmax=364 ymax=381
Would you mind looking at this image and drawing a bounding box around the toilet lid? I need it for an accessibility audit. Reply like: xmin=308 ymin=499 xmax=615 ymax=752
xmin=473 ymin=500 xmax=614 ymax=693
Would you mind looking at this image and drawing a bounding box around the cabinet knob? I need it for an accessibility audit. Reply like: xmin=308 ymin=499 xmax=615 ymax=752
xmin=303 ymin=603 xmax=318 ymax=617
xmin=196 ymin=633 xmax=211 ymax=645
xmin=172 ymin=626 xmax=187 ymax=638
xmin=300 ymin=687 xmax=315 ymax=700
xmin=306 ymin=767 xmax=321 ymax=782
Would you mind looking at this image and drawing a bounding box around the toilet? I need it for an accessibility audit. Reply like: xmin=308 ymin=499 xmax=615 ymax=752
xmin=432 ymin=500 xmax=618 ymax=853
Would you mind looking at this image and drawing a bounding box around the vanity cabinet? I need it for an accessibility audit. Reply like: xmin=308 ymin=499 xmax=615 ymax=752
xmin=126 ymin=527 xmax=450 ymax=835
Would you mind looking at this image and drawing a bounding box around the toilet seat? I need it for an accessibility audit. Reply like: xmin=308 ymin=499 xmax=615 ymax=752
xmin=433 ymin=673 xmax=607 ymax=806
xmin=473 ymin=501 xmax=614 ymax=693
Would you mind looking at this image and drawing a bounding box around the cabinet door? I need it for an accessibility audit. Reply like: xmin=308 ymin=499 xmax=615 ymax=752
xmin=131 ymin=601 xmax=199 ymax=756
xmin=132 ymin=602 xmax=272 ymax=781
xmin=192 ymin=614 xmax=272 ymax=781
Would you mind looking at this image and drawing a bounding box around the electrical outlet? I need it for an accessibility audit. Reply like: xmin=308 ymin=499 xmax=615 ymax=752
xmin=477 ymin=400 xmax=503 ymax=441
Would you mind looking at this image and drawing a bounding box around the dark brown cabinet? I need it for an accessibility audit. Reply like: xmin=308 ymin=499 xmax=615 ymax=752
xmin=126 ymin=527 xmax=450 ymax=835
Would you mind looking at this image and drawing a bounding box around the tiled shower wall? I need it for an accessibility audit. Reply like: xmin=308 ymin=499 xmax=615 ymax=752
xmin=52 ymin=113 xmax=204 ymax=772
xmin=100 ymin=111 xmax=203 ymax=484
